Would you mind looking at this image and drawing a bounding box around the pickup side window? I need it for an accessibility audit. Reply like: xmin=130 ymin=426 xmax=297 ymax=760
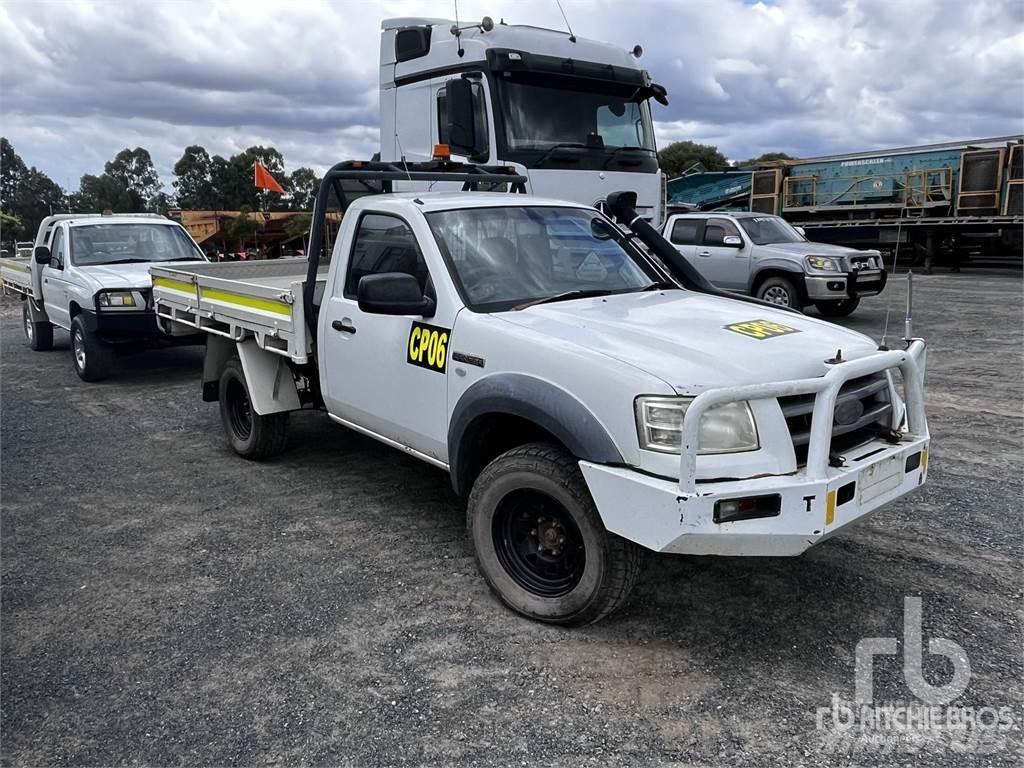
xmin=669 ymin=219 xmax=700 ymax=245
xmin=344 ymin=213 xmax=430 ymax=298
xmin=702 ymin=217 xmax=741 ymax=246
xmin=49 ymin=227 xmax=65 ymax=269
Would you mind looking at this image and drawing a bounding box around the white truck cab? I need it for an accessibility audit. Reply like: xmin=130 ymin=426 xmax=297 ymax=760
xmin=152 ymin=162 xmax=929 ymax=626
xmin=663 ymin=211 xmax=888 ymax=316
xmin=379 ymin=17 xmax=668 ymax=225
xmin=0 ymin=213 xmax=206 ymax=380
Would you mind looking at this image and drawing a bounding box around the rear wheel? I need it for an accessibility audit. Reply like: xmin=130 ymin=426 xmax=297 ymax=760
xmin=70 ymin=315 xmax=113 ymax=381
xmin=815 ymin=298 xmax=860 ymax=317
xmin=467 ymin=443 xmax=642 ymax=625
xmin=22 ymin=302 xmax=53 ymax=351
xmin=756 ymin=275 xmax=801 ymax=309
xmin=218 ymin=358 xmax=289 ymax=459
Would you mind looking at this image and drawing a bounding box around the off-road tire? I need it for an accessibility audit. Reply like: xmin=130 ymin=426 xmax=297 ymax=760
xmin=467 ymin=442 xmax=642 ymax=626
xmin=815 ymin=298 xmax=860 ymax=317
xmin=23 ymin=302 xmax=53 ymax=351
xmin=218 ymin=358 xmax=289 ymax=459
xmin=70 ymin=315 xmax=113 ymax=381
xmin=756 ymin=275 xmax=802 ymax=310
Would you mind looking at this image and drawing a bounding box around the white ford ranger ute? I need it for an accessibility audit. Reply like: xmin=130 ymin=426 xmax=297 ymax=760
xmin=152 ymin=162 xmax=929 ymax=626
xmin=1 ymin=213 xmax=207 ymax=381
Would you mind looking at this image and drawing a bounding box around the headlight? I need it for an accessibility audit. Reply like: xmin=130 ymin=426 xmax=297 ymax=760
xmin=805 ymin=256 xmax=842 ymax=272
xmin=635 ymin=396 xmax=759 ymax=454
xmin=97 ymin=290 xmax=137 ymax=308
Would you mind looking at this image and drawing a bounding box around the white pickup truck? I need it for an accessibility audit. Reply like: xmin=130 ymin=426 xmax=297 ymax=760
xmin=0 ymin=213 xmax=206 ymax=380
xmin=153 ymin=161 xmax=929 ymax=626
xmin=663 ymin=211 xmax=888 ymax=316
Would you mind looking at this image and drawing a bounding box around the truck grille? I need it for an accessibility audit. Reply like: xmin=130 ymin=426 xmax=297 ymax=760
xmin=779 ymin=373 xmax=892 ymax=464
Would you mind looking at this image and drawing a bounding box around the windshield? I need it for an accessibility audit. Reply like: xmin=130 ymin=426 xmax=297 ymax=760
xmin=497 ymin=79 xmax=655 ymax=153
xmin=737 ymin=216 xmax=806 ymax=245
xmin=426 ymin=206 xmax=660 ymax=311
xmin=70 ymin=224 xmax=204 ymax=266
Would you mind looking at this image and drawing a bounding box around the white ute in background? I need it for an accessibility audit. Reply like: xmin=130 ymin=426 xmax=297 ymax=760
xmin=151 ymin=162 xmax=930 ymax=626
xmin=0 ymin=213 xmax=207 ymax=381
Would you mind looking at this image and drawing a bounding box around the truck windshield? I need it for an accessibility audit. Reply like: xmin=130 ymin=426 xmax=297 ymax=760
xmin=496 ymin=79 xmax=656 ymax=168
xmin=70 ymin=224 xmax=204 ymax=266
xmin=737 ymin=216 xmax=806 ymax=245
xmin=426 ymin=206 xmax=660 ymax=312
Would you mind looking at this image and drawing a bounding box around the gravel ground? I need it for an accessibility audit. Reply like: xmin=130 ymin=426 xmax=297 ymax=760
xmin=2 ymin=270 xmax=1021 ymax=767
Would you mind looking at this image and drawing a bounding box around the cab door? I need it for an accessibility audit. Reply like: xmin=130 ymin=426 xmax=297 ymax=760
xmin=318 ymin=211 xmax=456 ymax=464
xmin=40 ymin=224 xmax=71 ymax=329
xmin=693 ymin=217 xmax=751 ymax=291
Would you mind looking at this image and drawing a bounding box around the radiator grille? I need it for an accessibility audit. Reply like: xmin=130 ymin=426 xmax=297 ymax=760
xmin=779 ymin=373 xmax=892 ymax=464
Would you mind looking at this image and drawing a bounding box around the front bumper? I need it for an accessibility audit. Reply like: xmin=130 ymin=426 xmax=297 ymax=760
xmin=580 ymin=341 xmax=929 ymax=557
xmin=83 ymin=308 xmax=161 ymax=339
xmin=805 ymin=269 xmax=888 ymax=301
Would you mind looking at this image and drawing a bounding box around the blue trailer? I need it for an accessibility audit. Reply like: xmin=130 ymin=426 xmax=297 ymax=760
xmin=669 ymin=136 xmax=1023 ymax=266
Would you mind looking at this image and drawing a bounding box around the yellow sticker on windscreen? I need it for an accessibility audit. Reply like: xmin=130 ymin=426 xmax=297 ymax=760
xmin=725 ymin=319 xmax=801 ymax=340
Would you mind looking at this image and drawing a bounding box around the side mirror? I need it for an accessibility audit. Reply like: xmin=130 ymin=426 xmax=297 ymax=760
xmin=794 ymin=226 xmax=807 ymax=237
xmin=445 ymin=78 xmax=480 ymax=158
xmin=34 ymin=245 xmax=51 ymax=265
xmin=357 ymin=272 xmax=435 ymax=317
xmin=723 ymin=235 xmax=744 ymax=248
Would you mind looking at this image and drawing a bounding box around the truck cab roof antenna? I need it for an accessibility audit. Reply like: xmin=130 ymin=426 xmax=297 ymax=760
xmin=554 ymin=0 xmax=577 ymax=42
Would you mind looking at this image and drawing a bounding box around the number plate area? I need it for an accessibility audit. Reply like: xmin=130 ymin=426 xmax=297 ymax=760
xmin=859 ymin=453 xmax=903 ymax=504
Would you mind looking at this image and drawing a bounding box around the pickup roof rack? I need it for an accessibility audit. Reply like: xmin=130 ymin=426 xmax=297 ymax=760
xmin=303 ymin=160 xmax=528 ymax=328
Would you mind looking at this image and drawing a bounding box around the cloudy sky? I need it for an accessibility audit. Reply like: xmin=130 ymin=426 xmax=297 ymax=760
xmin=2 ymin=0 xmax=1022 ymax=192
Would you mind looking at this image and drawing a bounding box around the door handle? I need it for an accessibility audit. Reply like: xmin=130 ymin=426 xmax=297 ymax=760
xmin=331 ymin=319 xmax=356 ymax=334
xmin=697 ymin=251 xmax=712 ymax=257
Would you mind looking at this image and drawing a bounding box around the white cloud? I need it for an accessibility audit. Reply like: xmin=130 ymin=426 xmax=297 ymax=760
xmin=1 ymin=0 xmax=1021 ymax=191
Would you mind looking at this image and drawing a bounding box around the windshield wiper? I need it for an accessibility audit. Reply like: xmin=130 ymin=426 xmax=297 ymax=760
xmin=603 ymin=146 xmax=650 ymax=169
xmin=512 ymin=288 xmax=615 ymax=311
xmin=97 ymin=258 xmax=151 ymax=264
xmin=533 ymin=143 xmax=589 ymax=167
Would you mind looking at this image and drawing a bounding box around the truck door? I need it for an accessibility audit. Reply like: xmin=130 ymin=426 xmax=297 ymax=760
xmin=319 ymin=212 xmax=455 ymax=464
xmin=40 ymin=224 xmax=71 ymax=329
xmin=694 ymin=217 xmax=750 ymax=291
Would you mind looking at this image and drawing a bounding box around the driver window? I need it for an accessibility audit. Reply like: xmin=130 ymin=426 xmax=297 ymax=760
xmin=345 ymin=213 xmax=430 ymax=298
xmin=50 ymin=227 xmax=65 ymax=269
xmin=702 ymin=218 xmax=740 ymax=246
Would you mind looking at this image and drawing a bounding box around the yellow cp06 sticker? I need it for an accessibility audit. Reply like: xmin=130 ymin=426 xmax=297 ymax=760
xmin=407 ymin=321 xmax=450 ymax=373
xmin=725 ymin=319 xmax=801 ymax=340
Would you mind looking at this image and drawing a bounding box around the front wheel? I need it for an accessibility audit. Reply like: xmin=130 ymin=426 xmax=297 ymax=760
xmin=218 ymin=358 xmax=289 ymax=459
xmin=70 ymin=315 xmax=113 ymax=381
xmin=467 ymin=443 xmax=642 ymax=626
xmin=815 ymin=298 xmax=860 ymax=317
xmin=756 ymin=276 xmax=802 ymax=309
xmin=23 ymin=303 xmax=53 ymax=351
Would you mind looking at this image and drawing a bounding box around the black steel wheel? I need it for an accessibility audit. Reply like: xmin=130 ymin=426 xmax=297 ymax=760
xmin=218 ymin=358 xmax=290 ymax=460
xmin=492 ymin=489 xmax=586 ymax=598
xmin=468 ymin=442 xmax=642 ymax=625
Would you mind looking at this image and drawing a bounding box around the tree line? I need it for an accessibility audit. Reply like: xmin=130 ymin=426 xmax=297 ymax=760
xmin=0 ymin=137 xmax=322 ymax=242
xmin=2 ymin=134 xmax=793 ymax=243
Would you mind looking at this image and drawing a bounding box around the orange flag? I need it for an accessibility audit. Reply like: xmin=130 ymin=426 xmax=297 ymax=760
xmin=254 ymin=161 xmax=285 ymax=194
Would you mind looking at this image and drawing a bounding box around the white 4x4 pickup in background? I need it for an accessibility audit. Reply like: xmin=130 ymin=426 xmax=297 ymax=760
xmin=663 ymin=211 xmax=888 ymax=316
xmin=1 ymin=213 xmax=207 ymax=381
xmin=152 ymin=162 xmax=929 ymax=626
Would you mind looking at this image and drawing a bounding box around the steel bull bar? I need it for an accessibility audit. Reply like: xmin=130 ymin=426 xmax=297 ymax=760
xmin=579 ymin=340 xmax=929 ymax=557
xmin=680 ymin=340 xmax=928 ymax=494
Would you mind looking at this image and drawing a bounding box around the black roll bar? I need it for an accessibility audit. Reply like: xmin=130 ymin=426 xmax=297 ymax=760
xmin=302 ymin=160 xmax=528 ymax=334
